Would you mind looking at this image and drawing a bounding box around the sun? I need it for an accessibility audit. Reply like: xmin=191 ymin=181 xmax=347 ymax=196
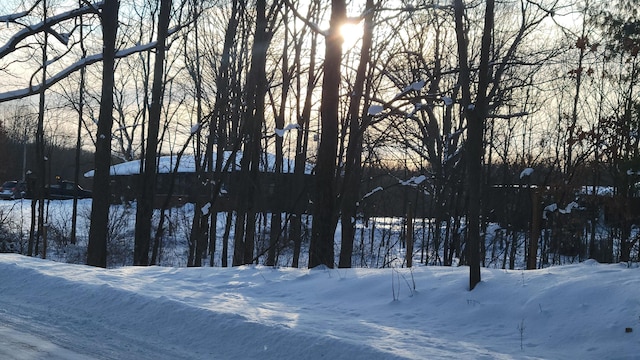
xmin=339 ymin=22 xmax=364 ymax=49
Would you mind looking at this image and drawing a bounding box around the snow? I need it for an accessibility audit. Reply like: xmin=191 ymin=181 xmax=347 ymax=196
xmin=400 ymin=175 xmax=427 ymax=186
xmin=542 ymin=203 xmax=558 ymax=220
xmin=404 ymin=80 xmax=425 ymax=92
xmin=0 ymin=40 xmax=157 ymax=103
xmin=362 ymin=186 xmax=383 ymax=199
xmin=83 ymin=152 xmax=313 ymax=177
xmin=201 ymin=202 xmax=211 ymax=215
xmin=367 ymin=104 xmax=384 ymax=116
xmin=274 ymin=123 xmax=300 ymax=137
xmin=543 ymin=201 xmax=584 ymax=218
xmin=441 ymin=96 xmax=453 ymax=106
xmin=580 ymin=186 xmax=614 ymax=196
xmin=0 ymin=254 xmax=638 ymax=359
xmin=520 ymin=167 xmax=534 ymax=179
xmin=559 ymin=201 xmax=582 ymax=214
xmin=408 ymin=102 xmax=422 ymax=117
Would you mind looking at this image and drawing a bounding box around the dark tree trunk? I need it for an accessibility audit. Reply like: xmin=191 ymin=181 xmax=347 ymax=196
xmin=232 ymin=212 xmax=246 ymax=266
xmin=72 ymin=3 xmax=87 ymax=246
xmin=222 ymin=211 xmax=232 ymax=267
xmin=31 ymin=0 xmax=48 ymax=258
xmin=233 ymin=0 xmax=274 ymax=265
xmin=87 ymin=0 xmax=120 ymax=267
xmin=528 ymin=190 xmax=541 ymax=270
xmin=309 ymin=0 xmax=346 ymax=269
xmin=196 ymin=0 xmax=241 ymax=267
xmin=338 ymin=0 xmax=374 ymax=268
xmin=186 ymin=0 xmax=208 ymax=268
xmin=455 ymin=0 xmax=494 ymax=290
xmin=267 ymin=6 xmax=291 ymax=267
xmin=290 ymin=7 xmax=318 ymax=268
xmin=133 ymin=0 xmax=172 ymax=266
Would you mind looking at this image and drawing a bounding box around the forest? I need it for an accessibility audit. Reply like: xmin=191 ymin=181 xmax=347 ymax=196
xmin=0 ymin=0 xmax=638 ymax=290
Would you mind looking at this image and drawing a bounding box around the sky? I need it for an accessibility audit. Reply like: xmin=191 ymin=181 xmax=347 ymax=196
xmin=1 ymin=253 xmax=638 ymax=360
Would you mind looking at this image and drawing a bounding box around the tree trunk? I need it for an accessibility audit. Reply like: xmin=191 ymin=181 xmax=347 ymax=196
xmin=71 ymin=1 xmax=87 ymax=246
xmin=133 ymin=0 xmax=172 ymax=266
xmin=267 ymin=6 xmax=291 ymax=267
xmin=338 ymin=0 xmax=374 ymax=268
xmin=222 ymin=211 xmax=232 ymax=267
xmin=87 ymin=0 xmax=120 ymax=267
xmin=186 ymin=0 xmax=208 ymax=267
xmin=309 ymin=0 xmax=346 ymax=269
xmin=32 ymin=0 xmax=48 ymax=258
xmin=233 ymin=0 xmax=274 ymax=265
xmin=290 ymin=6 xmax=318 ymax=268
xmin=528 ymin=190 xmax=541 ymax=269
xmin=455 ymin=0 xmax=494 ymax=290
xmin=406 ymin=204 xmax=414 ymax=267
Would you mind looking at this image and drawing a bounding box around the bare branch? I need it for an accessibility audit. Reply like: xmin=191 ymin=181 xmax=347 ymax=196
xmin=0 ymin=0 xmax=43 ymax=23
xmin=0 ymin=42 xmax=156 ymax=103
xmin=489 ymin=112 xmax=529 ymax=119
xmin=282 ymin=0 xmax=328 ymax=36
xmin=0 ymin=1 xmax=104 ymax=59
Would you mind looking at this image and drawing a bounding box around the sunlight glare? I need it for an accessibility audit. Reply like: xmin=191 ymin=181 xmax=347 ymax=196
xmin=340 ymin=22 xmax=364 ymax=49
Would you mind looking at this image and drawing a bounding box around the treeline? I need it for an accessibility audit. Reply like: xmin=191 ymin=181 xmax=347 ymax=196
xmin=0 ymin=121 xmax=94 ymax=187
xmin=0 ymin=0 xmax=638 ymax=281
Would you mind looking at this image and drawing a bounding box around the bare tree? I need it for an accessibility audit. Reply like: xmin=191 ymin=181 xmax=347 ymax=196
xmin=232 ymin=0 xmax=281 ymax=266
xmin=338 ymin=0 xmax=375 ymax=268
xmin=308 ymin=0 xmax=346 ymax=269
xmin=133 ymin=0 xmax=173 ymax=266
xmin=87 ymin=0 xmax=120 ymax=267
xmin=289 ymin=0 xmax=321 ymax=268
xmin=452 ymin=0 xmax=561 ymax=286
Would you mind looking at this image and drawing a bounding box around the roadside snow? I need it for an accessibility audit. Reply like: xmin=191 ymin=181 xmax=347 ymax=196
xmin=1 ymin=254 xmax=638 ymax=359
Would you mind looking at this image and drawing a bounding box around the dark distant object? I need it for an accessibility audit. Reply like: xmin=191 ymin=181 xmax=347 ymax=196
xmin=625 ymin=327 xmax=633 ymax=333
xmin=46 ymin=181 xmax=92 ymax=200
xmin=0 ymin=181 xmax=26 ymax=200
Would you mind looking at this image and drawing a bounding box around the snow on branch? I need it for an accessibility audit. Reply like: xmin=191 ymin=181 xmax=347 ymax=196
xmin=519 ymin=167 xmax=534 ymax=179
xmin=275 ymin=123 xmax=299 ymax=137
xmin=399 ymin=175 xmax=426 ymax=187
xmin=441 ymin=96 xmax=453 ymax=106
xmin=0 ymin=0 xmax=42 ymax=24
xmin=543 ymin=201 xmax=584 ymax=220
xmin=0 ymin=10 xmax=32 ymax=23
xmin=389 ymin=79 xmax=426 ymax=102
xmin=362 ymin=186 xmax=383 ymax=200
xmin=360 ymin=175 xmax=431 ymax=203
xmin=367 ymin=104 xmax=384 ymax=116
xmin=0 ymin=41 xmax=156 ymax=103
xmin=0 ymin=1 xmax=104 ymax=59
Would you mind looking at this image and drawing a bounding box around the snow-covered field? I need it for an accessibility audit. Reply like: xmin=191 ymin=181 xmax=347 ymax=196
xmin=0 ymin=199 xmax=638 ymax=359
xmin=1 ymin=253 xmax=639 ymax=359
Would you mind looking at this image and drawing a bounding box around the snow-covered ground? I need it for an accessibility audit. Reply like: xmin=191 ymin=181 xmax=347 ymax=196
xmin=1 ymin=254 xmax=638 ymax=359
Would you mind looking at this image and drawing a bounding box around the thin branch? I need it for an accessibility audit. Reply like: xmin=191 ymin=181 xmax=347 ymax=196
xmin=282 ymin=0 xmax=327 ymax=36
xmin=0 ymin=42 xmax=156 ymax=103
xmin=489 ymin=111 xmax=529 ymax=119
xmin=0 ymin=1 xmax=104 ymax=59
